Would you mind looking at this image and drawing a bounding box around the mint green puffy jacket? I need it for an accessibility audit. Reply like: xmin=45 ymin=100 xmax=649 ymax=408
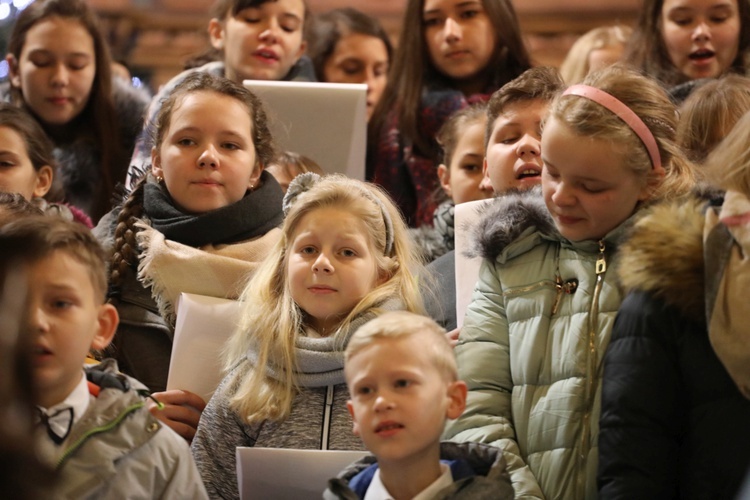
xmin=445 ymin=191 xmax=631 ymax=500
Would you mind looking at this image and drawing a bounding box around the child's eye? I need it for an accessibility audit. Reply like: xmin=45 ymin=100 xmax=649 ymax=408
xmin=342 ymin=62 xmax=364 ymax=76
xmin=500 ymin=136 xmax=519 ymax=145
xmin=51 ymin=299 xmax=72 ymax=310
xmin=423 ymin=16 xmax=442 ymax=28
xmin=280 ymin=21 xmax=299 ymax=33
xmin=394 ymin=379 xmax=413 ymax=389
xmin=582 ymin=183 xmax=607 ymax=194
xmin=461 ymin=163 xmax=482 ymax=173
xmin=671 ymin=16 xmax=692 ymax=26
xmin=711 ymin=14 xmax=729 ymax=23
xmin=300 ymin=246 xmax=317 ymax=255
xmin=222 ymin=142 xmax=240 ymax=150
xmin=0 ymin=160 xmax=16 ymax=168
xmin=340 ymin=248 xmax=357 ymax=257
xmin=356 ymin=386 xmax=372 ymax=396
xmin=177 ymin=138 xmax=196 ymax=147
xmin=30 ymin=56 xmax=52 ymax=68
xmin=460 ymin=9 xmax=480 ymax=20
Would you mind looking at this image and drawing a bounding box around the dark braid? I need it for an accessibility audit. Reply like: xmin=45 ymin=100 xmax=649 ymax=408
xmin=107 ymin=177 xmax=147 ymax=305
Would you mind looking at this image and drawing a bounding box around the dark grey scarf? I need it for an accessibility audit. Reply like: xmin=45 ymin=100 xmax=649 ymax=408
xmin=143 ymin=170 xmax=284 ymax=247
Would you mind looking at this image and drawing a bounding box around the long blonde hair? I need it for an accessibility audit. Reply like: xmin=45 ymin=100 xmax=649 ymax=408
xmin=224 ymin=174 xmax=425 ymax=423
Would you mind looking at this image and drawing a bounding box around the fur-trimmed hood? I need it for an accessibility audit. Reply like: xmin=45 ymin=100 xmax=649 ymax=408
xmin=616 ymin=197 xmax=709 ymax=321
xmin=467 ymin=187 xmax=557 ymax=262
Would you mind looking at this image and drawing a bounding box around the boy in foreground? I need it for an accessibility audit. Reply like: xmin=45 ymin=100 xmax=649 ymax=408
xmin=0 ymin=216 xmax=207 ymax=499
xmin=324 ymin=311 xmax=512 ymax=499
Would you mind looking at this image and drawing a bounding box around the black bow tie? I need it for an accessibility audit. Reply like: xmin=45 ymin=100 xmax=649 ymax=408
xmin=37 ymin=407 xmax=74 ymax=445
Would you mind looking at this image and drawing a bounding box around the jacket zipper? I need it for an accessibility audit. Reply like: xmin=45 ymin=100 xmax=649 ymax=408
xmin=502 ymin=279 xmax=557 ymax=298
xmin=577 ymin=239 xmax=607 ymax=498
xmin=56 ymin=401 xmax=145 ymax=470
xmin=321 ymin=385 xmax=334 ymax=450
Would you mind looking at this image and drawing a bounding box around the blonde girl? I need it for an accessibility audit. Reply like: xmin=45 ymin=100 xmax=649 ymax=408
xmin=444 ymin=65 xmax=694 ymax=499
xmin=192 ymin=173 xmax=425 ymax=499
xmin=94 ymin=72 xmax=282 ymax=440
xmin=559 ymin=25 xmax=632 ymax=84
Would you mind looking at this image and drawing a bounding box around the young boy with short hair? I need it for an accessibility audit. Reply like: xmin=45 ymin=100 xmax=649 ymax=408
xmin=481 ymin=66 xmax=565 ymax=193
xmin=425 ymin=67 xmax=565 ymax=332
xmin=0 ymin=216 xmax=207 ymax=499
xmin=324 ymin=311 xmax=513 ymax=500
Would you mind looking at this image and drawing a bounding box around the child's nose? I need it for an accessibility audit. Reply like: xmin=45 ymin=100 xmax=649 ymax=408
xmin=197 ymin=145 xmax=219 ymax=169
xmin=374 ymin=394 xmax=394 ymax=412
xmin=312 ymin=253 xmax=334 ymax=274
xmin=259 ymin=19 xmax=280 ymax=43
xmin=692 ymin=21 xmax=711 ymax=42
xmin=516 ymin=134 xmax=541 ymax=158
xmin=30 ymin=306 xmax=49 ymax=333
xmin=50 ymin=63 xmax=69 ymax=87
xmin=443 ymin=17 xmax=462 ymax=42
xmin=552 ymin=182 xmax=575 ymax=206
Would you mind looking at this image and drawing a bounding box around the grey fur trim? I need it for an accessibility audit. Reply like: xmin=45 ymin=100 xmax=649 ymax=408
xmin=467 ymin=187 xmax=555 ymax=261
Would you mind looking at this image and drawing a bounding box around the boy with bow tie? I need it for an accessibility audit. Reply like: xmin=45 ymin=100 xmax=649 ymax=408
xmin=0 ymin=215 xmax=207 ymax=499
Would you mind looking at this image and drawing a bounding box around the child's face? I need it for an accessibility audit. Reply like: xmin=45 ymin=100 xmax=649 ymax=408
xmin=437 ymin=119 xmax=492 ymax=205
xmin=541 ymin=117 xmax=650 ymax=242
xmin=323 ymin=33 xmax=389 ymax=121
xmin=287 ymin=206 xmax=382 ymax=335
xmin=8 ymin=17 xmax=96 ymax=126
xmin=346 ymin=332 xmax=466 ymax=468
xmin=0 ymin=126 xmax=52 ymax=200
xmin=210 ymin=0 xmax=307 ymax=83
xmin=660 ymin=0 xmax=740 ymax=80
xmin=484 ymin=99 xmax=547 ymax=194
xmin=422 ymin=0 xmax=496 ymax=84
xmin=26 ymin=250 xmax=117 ymax=408
xmin=151 ymin=91 xmax=261 ymax=214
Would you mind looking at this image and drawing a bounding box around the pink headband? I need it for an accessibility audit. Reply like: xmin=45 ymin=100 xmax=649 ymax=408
xmin=563 ymin=84 xmax=665 ymax=175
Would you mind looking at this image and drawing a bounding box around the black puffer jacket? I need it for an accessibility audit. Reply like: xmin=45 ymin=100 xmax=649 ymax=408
xmin=598 ymin=197 xmax=750 ymax=500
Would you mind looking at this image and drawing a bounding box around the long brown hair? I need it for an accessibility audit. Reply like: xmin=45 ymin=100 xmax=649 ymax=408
xmin=369 ymin=0 xmax=530 ymax=159
xmin=625 ymin=0 xmax=750 ymax=87
xmin=7 ymin=0 xmax=121 ymax=220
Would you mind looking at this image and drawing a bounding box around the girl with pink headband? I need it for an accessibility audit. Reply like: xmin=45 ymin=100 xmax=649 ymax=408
xmin=444 ymin=65 xmax=695 ymax=498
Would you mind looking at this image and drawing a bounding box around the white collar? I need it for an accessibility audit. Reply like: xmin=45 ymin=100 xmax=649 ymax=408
xmin=39 ymin=371 xmax=90 ymax=428
xmin=364 ymin=463 xmax=453 ymax=500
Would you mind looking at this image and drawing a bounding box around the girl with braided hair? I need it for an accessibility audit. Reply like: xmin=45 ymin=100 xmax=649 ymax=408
xmin=93 ymin=71 xmax=284 ymax=441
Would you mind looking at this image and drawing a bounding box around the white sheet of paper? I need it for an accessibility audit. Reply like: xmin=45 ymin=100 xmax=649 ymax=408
xmin=454 ymin=198 xmax=494 ymax=327
xmin=237 ymin=447 xmax=369 ymax=500
xmin=243 ymin=80 xmax=367 ymax=180
xmin=166 ymin=293 xmax=242 ymax=402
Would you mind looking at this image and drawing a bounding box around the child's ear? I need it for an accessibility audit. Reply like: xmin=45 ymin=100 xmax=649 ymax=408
xmin=91 ymin=303 xmax=119 ymax=352
xmin=6 ymin=54 xmax=20 ymax=88
xmin=638 ymin=169 xmax=665 ymax=202
xmin=248 ymin=163 xmax=263 ymax=190
xmin=437 ymin=163 xmax=452 ymax=198
xmin=346 ymin=400 xmax=361 ymax=436
xmin=32 ymin=165 xmax=53 ymax=198
xmin=208 ymin=18 xmax=225 ymax=50
xmin=445 ymin=380 xmax=467 ymax=420
xmin=296 ymin=39 xmax=307 ymax=58
xmin=151 ymin=147 xmax=163 ymax=180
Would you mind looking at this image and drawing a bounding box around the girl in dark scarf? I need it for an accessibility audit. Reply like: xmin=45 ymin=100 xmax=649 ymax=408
xmin=94 ymin=72 xmax=284 ymax=441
